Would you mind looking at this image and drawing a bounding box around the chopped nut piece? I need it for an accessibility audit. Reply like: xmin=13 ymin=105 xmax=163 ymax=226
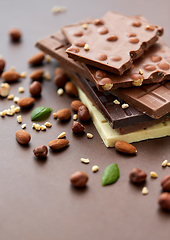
xmin=3 ymin=110 xmax=8 ymax=115
xmin=0 ymin=111 xmax=5 ymax=117
xmin=7 ymin=109 xmax=15 ymax=116
xmin=57 ymin=88 xmax=64 ymax=96
xmin=87 ymin=133 xmax=93 ymax=139
xmin=44 ymin=71 xmax=51 ymax=80
xmin=14 ymin=106 xmax=20 ymax=113
xmin=40 ymin=125 xmax=46 ymax=131
xmin=102 ymin=83 xmax=113 ymax=91
xmin=7 ymin=94 xmax=14 ymax=100
xmin=32 ymin=123 xmax=36 ymax=129
xmin=11 ymin=105 xmax=15 ymax=110
xmin=92 ymin=165 xmax=99 ymax=172
xmin=58 ymin=132 xmax=66 ymax=139
xmin=122 ymin=103 xmax=129 ymax=109
xmin=18 ymin=87 xmax=24 ymax=93
xmin=162 ymin=159 xmax=168 ymax=167
xmin=167 ymin=163 xmax=170 ymax=167
xmin=10 ymin=66 xmax=15 ymax=71
xmin=14 ymin=96 xmax=20 ymax=103
xmin=150 ymin=171 xmax=158 ymax=178
xmin=45 ymin=122 xmax=52 ymax=128
xmin=45 ymin=55 xmax=52 ymax=63
xmin=139 ymin=69 xmax=143 ymax=75
xmin=21 ymin=123 xmax=26 ymax=129
xmin=35 ymin=124 xmax=41 ymax=131
xmin=113 ymin=99 xmax=120 ymax=105
xmin=17 ymin=115 xmax=22 ymax=123
xmin=0 ymin=83 xmax=10 ymax=97
xmin=20 ymin=71 xmax=27 ymax=78
xmin=82 ymin=23 xmax=88 ymax=29
xmin=51 ymin=5 xmax=67 ymax=13
xmin=84 ymin=44 xmax=90 ymax=51
xmin=142 ymin=187 xmax=149 ymax=195
xmin=73 ymin=114 xmax=78 ymax=120
xmin=132 ymin=78 xmax=143 ymax=86
xmin=81 ymin=158 xmax=90 ymax=164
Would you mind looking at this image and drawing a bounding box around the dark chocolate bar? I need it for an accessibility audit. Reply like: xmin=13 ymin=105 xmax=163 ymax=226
xmin=36 ymin=31 xmax=170 ymax=133
xmin=62 ymin=11 xmax=163 ymax=75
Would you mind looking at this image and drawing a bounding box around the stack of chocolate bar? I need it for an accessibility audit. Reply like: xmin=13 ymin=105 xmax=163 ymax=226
xmin=36 ymin=11 xmax=170 ymax=147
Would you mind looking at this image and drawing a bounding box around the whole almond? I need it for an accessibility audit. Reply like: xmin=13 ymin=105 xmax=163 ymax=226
xmin=29 ymin=69 xmax=44 ymax=81
xmin=18 ymin=97 xmax=35 ymax=108
xmin=158 ymin=192 xmax=170 ymax=210
xmin=129 ymin=168 xmax=147 ymax=184
xmin=161 ymin=174 xmax=170 ymax=191
xmin=70 ymin=171 xmax=89 ymax=187
xmin=115 ymin=141 xmax=137 ymax=154
xmin=9 ymin=28 xmax=22 ymax=41
xmin=72 ymin=121 xmax=85 ymax=133
xmin=28 ymin=52 xmax=45 ymax=65
xmin=53 ymin=108 xmax=71 ymax=121
xmin=0 ymin=58 xmax=6 ymax=72
xmin=48 ymin=139 xmax=69 ymax=150
xmin=71 ymin=100 xmax=85 ymax=111
xmin=65 ymin=82 xmax=78 ymax=97
xmin=54 ymin=67 xmax=69 ymax=88
xmin=29 ymin=81 xmax=42 ymax=96
xmin=78 ymin=105 xmax=91 ymax=121
xmin=16 ymin=130 xmax=31 ymax=144
xmin=1 ymin=70 xmax=21 ymax=82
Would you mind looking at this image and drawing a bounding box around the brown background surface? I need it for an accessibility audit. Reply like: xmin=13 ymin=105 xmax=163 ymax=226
xmin=1 ymin=1 xmax=170 ymax=240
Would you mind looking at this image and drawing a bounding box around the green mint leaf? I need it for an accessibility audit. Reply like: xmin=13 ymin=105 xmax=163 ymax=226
xmin=31 ymin=107 xmax=53 ymax=121
xmin=102 ymin=163 xmax=119 ymax=186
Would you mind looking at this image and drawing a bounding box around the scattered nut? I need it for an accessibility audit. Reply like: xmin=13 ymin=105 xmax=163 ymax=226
xmin=29 ymin=69 xmax=44 ymax=81
xmin=58 ymin=132 xmax=66 ymax=139
xmin=45 ymin=55 xmax=52 ymax=63
xmin=7 ymin=94 xmax=14 ymax=100
xmin=0 ymin=58 xmax=6 ymax=72
xmin=113 ymin=99 xmax=120 ymax=105
xmin=161 ymin=174 xmax=170 ymax=191
xmin=71 ymin=100 xmax=85 ymax=111
xmin=18 ymin=87 xmax=24 ymax=93
xmin=70 ymin=171 xmax=88 ymax=187
xmin=78 ymin=105 xmax=91 ymax=121
xmin=162 ymin=159 xmax=168 ymax=167
xmin=81 ymin=158 xmax=90 ymax=164
xmin=21 ymin=123 xmax=26 ymax=129
xmin=51 ymin=5 xmax=67 ymax=13
xmin=0 ymin=83 xmax=10 ymax=97
xmin=1 ymin=70 xmax=21 ymax=82
xmin=33 ymin=145 xmax=48 ymax=158
xmin=20 ymin=71 xmax=27 ymax=78
xmin=65 ymin=82 xmax=78 ymax=97
xmin=122 ymin=103 xmax=129 ymax=109
xmin=48 ymin=139 xmax=69 ymax=150
xmin=115 ymin=141 xmax=137 ymax=154
xmin=53 ymin=108 xmax=71 ymax=121
xmin=129 ymin=168 xmax=147 ymax=183
xmin=9 ymin=28 xmax=22 ymax=41
xmin=54 ymin=67 xmax=69 ymax=88
xmin=150 ymin=171 xmax=158 ymax=178
xmin=17 ymin=115 xmax=22 ymax=123
xmin=14 ymin=106 xmax=20 ymax=113
xmin=35 ymin=124 xmax=41 ymax=131
xmin=44 ymin=122 xmax=52 ymax=128
xmin=28 ymin=52 xmax=45 ymax=65
xmin=72 ymin=121 xmax=85 ymax=133
xmin=87 ymin=133 xmax=93 ymax=139
xmin=142 ymin=186 xmax=149 ymax=195
xmin=29 ymin=81 xmax=42 ymax=96
xmin=158 ymin=192 xmax=170 ymax=210
xmin=40 ymin=125 xmax=46 ymax=131
xmin=15 ymin=130 xmax=31 ymax=145
xmin=14 ymin=96 xmax=20 ymax=103
xmin=44 ymin=71 xmax=51 ymax=80
xmin=73 ymin=114 xmax=78 ymax=120
xmin=92 ymin=165 xmax=99 ymax=172
xmin=57 ymin=88 xmax=64 ymax=96
xmin=17 ymin=97 xmax=35 ymax=108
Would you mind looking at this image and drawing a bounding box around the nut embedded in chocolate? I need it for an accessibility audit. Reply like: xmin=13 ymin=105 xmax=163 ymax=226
xmin=70 ymin=171 xmax=89 ymax=187
xmin=129 ymin=168 xmax=147 ymax=183
xmin=158 ymin=192 xmax=170 ymax=211
xmin=161 ymin=174 xmax=170 ymax=191
xmin=33 ymin=145 xmax=48 ymax=158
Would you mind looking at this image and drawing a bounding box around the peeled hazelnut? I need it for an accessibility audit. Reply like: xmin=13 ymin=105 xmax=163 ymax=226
xmin=78 ymin=105 xmax=90 ymax=121
xmin=0 ymin=58 xmax=6 ymax=72
xmin=129 ymin=168 xmax=147 ymax=184
xmin=65 ymin=82 xmax=78 ymax=97
xmin=33 ymin=145 xmax=48 ymax=158
xmin=70 ymin=171 xmax=89 ymax=187
xmin=29 ymin=81 xmax=42 ymax=96
xmin=72 ymin=121 xmax=85 ymax=133
xmin=9 ymin=28 xmax=22 ymax=41
xmin=161 ymin=174 xmax=170 ymax=191
xmin=158 ymin=192 xmax=170 ymax=211
xmin=54 ymin=67 xmax=69 ymax=88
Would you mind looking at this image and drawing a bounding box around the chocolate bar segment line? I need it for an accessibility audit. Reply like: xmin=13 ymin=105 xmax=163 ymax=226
xmin=62 ymin=11 xmax=163 ymax=75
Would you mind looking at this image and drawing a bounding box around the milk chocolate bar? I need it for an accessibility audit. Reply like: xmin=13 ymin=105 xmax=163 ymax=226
xmin=63 ymin=11 xmax=163 ymax=75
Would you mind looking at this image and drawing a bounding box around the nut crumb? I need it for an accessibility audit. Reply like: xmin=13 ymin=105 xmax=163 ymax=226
xmin=20 ymin=71 xmax=27 ymax=78
xmin=32 ymin=123 xmax=36 ymax=129
xmin=122 ymin=103 xmax=129 ymax=109
xmin=45 ymin=122 xmax=52 ymax=128
xmin=87 ymin=133 xmax=93 ymax=139
xmin=14 ymin=106 xmax=20 ymax=113
xmin=35 ymin=124 xmax=41 ymax=131
xmin=92 ymin=165 xmax=99 ymax=172
xmin=58 ymin=132 xmax=66 ymax=139
xmin=18 ymin=87 xmax=24 ymax=93
xmin=7 ymin=94 xmax=14 ymax=100
xmin=113 ymin=99 xmax=120 ymax=105
xmin=81 ymin=158 xmax=90 ymax=164
xmin=51 ymin=5 xmax=67 ymax=13
xmin=45 ymin=55 xmax=52 ymax=63
xmin=14 ymin=96 xmax=20 ymax=103
xmin=21 ymin=123 xmax=26 ymax=129
xmin=73 ymin=114 xmax=78 ymax=120
xmin=84 ymin=44 xmax=90 ymax=51
xmin=44 ymin=71 xmax=51 ymax=80
xmin=40 ymin=125 xmax=46 ymax=131
xmin=142 ymin=187 xmax=149 ymax=195
xmin=150 ymin=171 xmax=158 ymax=178
xmin=167 ymin=163 xmax=170 ymax=167
xmin=7 ymin=109 xmax=15 ymax=116
xmin=0 ymin=111 xmax=5 ymax=117
xmin=139 ymin=69 xmax=143 ymax=75
xmin=17 ymin=115 xmax=22 ymax=123
xmin=102 ymin=83 xmax=113 ymax=91
xmin=82 ymin=23 xmax=88 ymax=29
xmin=57 ymin=88 xmax=64 ymax=96
xmin=132 ymin=78 xmax=143 ymax=86
xmin=162 ymin=159 xmax=168 ymax=167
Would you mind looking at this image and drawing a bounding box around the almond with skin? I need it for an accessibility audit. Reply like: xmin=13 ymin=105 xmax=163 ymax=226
xmin=18 ymin=97 xmax=35 ymax=108
xmin=28 ymin=52 xmax=45 ymax=65
xmin=48 ymin=139 xmax=69 ymax=150
xmin=115 ymin=141 xmax=137 ymax=154
xmin=1 ymin=70 xmax=21 ymax=82
xmin=71 ymin=100 xmax=85 ymax=111
xmin=16 ymin=130 xmax=31 ymax=144
xmin=64 ymin=82 xmax=78 ymax=97
xmin=0 ymin=58 xmax=6 ymax=72
xmin=29 ymin=69 xmax=44 ymax=80
xmin=53 ymin=108 xmax=71 ymax=121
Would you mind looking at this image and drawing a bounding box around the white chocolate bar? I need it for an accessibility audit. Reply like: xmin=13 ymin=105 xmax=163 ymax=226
xmin=77 ymin=87 xmax=170 ymax=147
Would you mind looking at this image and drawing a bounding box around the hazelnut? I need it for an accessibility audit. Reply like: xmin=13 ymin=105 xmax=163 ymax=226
xmin=78 ymin=105 xmax=91 ymax=121
xmin=33 ymin=145 xmax=48 ymax=158
xmin=29 ymin=81 xmax=42 ymax=96
xmin=161 ymin=174 xmax=170 ymax=191
xmin=158 ymin=192 xmax=170 ymax=211
xmin=129 ymin=168 xmax=147 ymax=184
xmin=0 ymin=58 xmax=6 ymax=72
xmin=53 ymin=67 xmax=69 ymax=88
xmin=9 ymin=28 xmax=22 ymax=41
xmin=72 ymin=121 xmax=85 ymax=133
xmin=70 ymin=171 xmax=89 ymax=187
xmin=65 ymin=82 xmax=78 ymax=97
